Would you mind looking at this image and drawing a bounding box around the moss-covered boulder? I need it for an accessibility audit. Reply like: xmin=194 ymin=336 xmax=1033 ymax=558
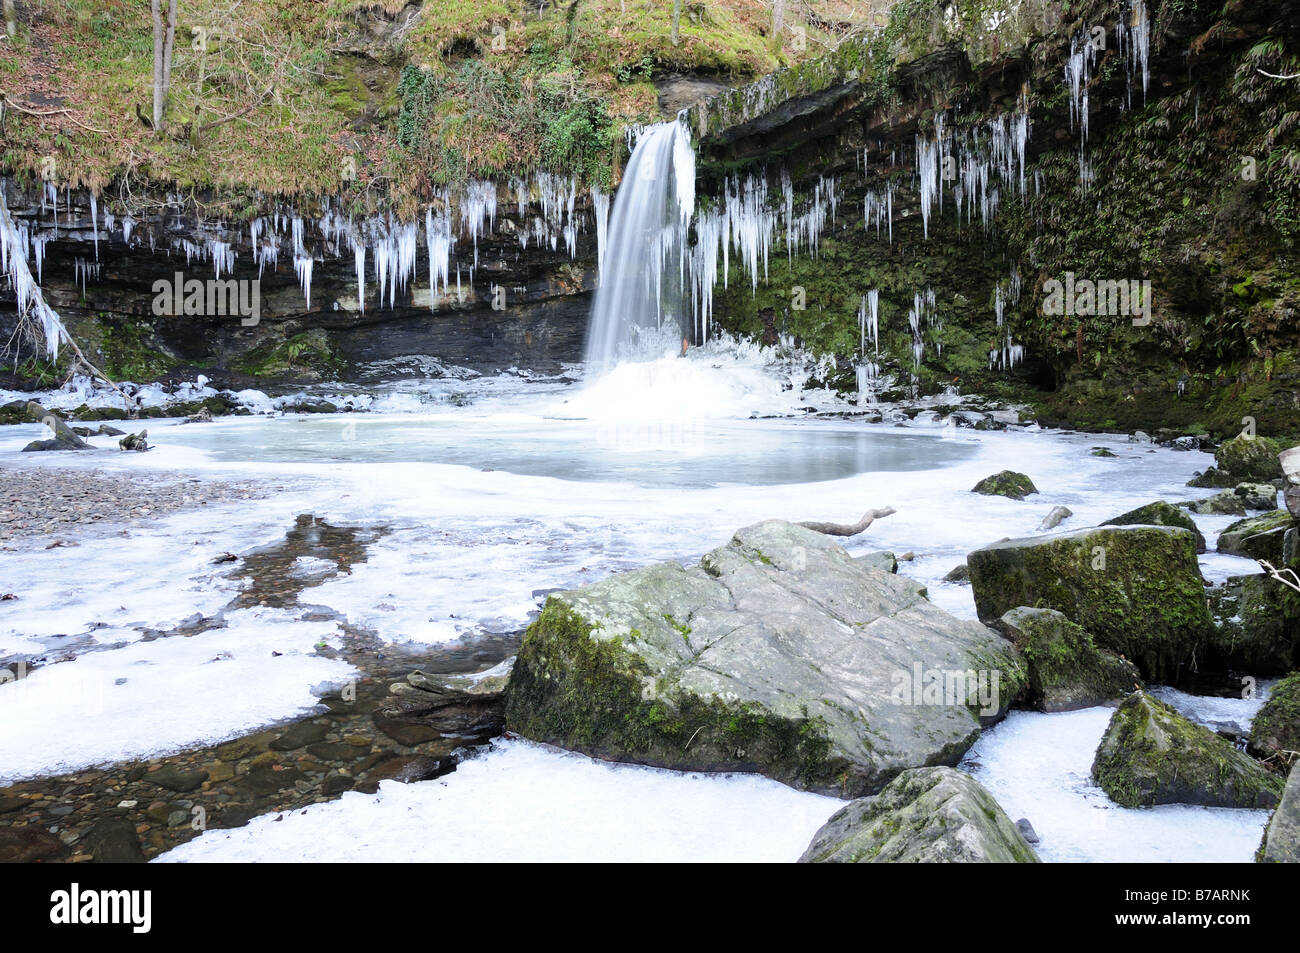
xmin=1258 ymin=764 xmax=1300 ymax=863
xmin=1184 ymin=491 xmax=1247 ymax=516
xmin=968 ymin=526 xmax=1212 ymax=684
xmin=1216 ymin=510 xmax=1296 ymax=563
xmin=1216 ymin=435 xmax=1284 ymax=484
xmin=1208 ymin=575 xmax=1300 ymax=675
xmin=1102 ymin=501 xmax=1207 ymax=554
xmin=1092 ymin=692 xmax=1285 ymax=809
xmin=505 ymin=520 xmax=1026 ymax=797
xmin=971 ymin=470 xmax=1038 ymax=500
xmin=1188 ymin=468 xmax=1236 ymax=489
xmin=996 ymin=607 xmax=1141 ymax=712
xmin=1250 ymin=672 xmax=1300 ymax=760
xmin=797 ymin=766 xmax=1037 ymax=863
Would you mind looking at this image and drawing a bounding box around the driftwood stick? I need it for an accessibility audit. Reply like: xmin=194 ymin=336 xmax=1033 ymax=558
xmin=1260 ymin=560 xmax=1300 ymax=594
xmin=797 ymin=506 xmax=897 ymax=537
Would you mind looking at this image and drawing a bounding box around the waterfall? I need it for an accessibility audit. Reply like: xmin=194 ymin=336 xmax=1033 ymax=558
xmin=583 ymin=120 xmax=695 ymax=374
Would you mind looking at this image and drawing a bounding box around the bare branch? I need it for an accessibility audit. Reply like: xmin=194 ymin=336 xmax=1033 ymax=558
xmin=797 ymin=507 xmax=897 ymax=537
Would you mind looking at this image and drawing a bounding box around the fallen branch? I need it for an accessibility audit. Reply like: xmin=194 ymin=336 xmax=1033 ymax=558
xmin=0 ymin=93 xmax=113 ymax=135
xmin=797 ymin=507 xmax=896 ymax=537
xmin=1257 ymin=68 xmax=1300 ymax=80
xmin=1260 ymin=560 xmax=1300 ymax=594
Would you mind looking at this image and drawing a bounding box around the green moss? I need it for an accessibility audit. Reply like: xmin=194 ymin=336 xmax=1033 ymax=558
xmin=504 ymin=599 xmax=840 ymax=790
xmin=233 ymin=329 xmax=343 ymax=379
xmin=1251 ymin=672 xmax=1300 ymax=763
xmin=971 ymin=470 xmax=1038 ymax=500
xmin=1093 ymin=691 xmax=1285 ymax=809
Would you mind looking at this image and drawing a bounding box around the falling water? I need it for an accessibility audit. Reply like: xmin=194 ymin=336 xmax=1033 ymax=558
xmin=583 ymin=121 xmax=695 ymax=374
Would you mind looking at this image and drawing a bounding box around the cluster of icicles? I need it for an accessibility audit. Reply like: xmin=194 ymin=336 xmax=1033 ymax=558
xmin=5 ymin=173 xmax=606 ymax=333
xmin=1066 ymin=0 xmax=1151 ymax=187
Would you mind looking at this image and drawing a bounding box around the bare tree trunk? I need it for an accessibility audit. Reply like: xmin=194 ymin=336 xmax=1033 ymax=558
xmin=151 ymin=0 xmax=164 ymax=131
xmin=151 ymin=0 xmax=178 ymax=135
xmin=797 ymin=507 xmax=896 ymax=537
xmin=162 ymin=0 xmax=177 ymax=100
xmin=3 ymin=0 xmax=17 ymax=39
xmin=773 ymin=0 xmax=785 ymax=35
xmin=671 ymin=0 xmax=682 ymax=45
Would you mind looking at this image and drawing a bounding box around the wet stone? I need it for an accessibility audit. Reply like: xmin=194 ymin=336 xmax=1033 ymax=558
xmin=269 ymin=721 xmax=329 ymax=751
xmin=147 ymin=765 xmax=209 ymax=793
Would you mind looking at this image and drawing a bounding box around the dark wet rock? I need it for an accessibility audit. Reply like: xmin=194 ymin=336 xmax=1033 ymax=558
xmin=244 ymin=765 xmax=305 ymax=795
xmin=1259 ymin=763 xmax=1300 ymax=863
xmin=1090 ymin=447 xmax=1117 ymax=457
xmin=506 ymin=520 xmax=1025 ymax=797
xmin=321 ymin=774 xmax=355 ymax=796
xmin=1188 ymin=467 xmax=1236 ymax=488
xmin=1288 ymin=486 xmax=1300 ymax=520
xmin=968 ymin=525 xmax=1211 ymax=683
xmin=282 ymin=398 xmax=338 ymax=414
xmin=1184 ymin=491 xmax=1247 ymax=516
xmin=373 ymin=721 xmax=444 ymax=746
xmin=20 ymin=402 xmax=92 ymax=452
xmin=1015 ymin=818 xmax=1040 ymax=844
xmin=97 ymin=424 xmax=127 ymax=436
xmin=0 ymin=826 xmax=70 ymax=862
xmin=381 ymin=659 xmax=512 ymax=743
xmin=306 ymin=742 xmax=368 ymax=762
xmin=1250 ymin=672 xmax=1300 ymax=761
xmin=1092 ymin=691 xmax=1284 ymax=809
xmin=797 ymin=767 xmax=1038 ymax=863
xmin=0 ymin=795 xmax=27 ymax=813
xmin=147 ymin=764 xmax=209 ymax=793
xmin=1102 ymin=500 xmax=1207 ymax=554
xmin=211 ymin=804 xmax=260 ymax=830
xmin=971 ymin=470 xmax=1038 ymax=500
xmin=1217 ymin=510 xmax=1295 ymax=563
xmin=996 ymin=607 xmax=1141 ymax=712
xmin=269 ymin=721 xmax=330 ymax=751
xmin=1208 ymin=574 xmax=1300 ymax=676
xmin=942 ymin=562 xmax=969 ymax=584
xmin=81 ymin=818 xmax=147 ymax=863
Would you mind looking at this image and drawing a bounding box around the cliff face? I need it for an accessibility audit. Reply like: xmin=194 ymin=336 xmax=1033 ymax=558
xmin=0 ymin=179 xmax=599 ymax=388
xmin=688 ymin=0 xmax=1300 ymax=438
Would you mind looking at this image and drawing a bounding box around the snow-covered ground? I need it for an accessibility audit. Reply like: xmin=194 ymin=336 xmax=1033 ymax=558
xmin=156 ymin=738 xmax=844 ymax=863
xmin=0 ymin=353 xmax=1275 ymax=861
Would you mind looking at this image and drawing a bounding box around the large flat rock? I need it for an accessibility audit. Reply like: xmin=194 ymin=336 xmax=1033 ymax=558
xmin=505 ymin=520 xmax=1025 ymax=797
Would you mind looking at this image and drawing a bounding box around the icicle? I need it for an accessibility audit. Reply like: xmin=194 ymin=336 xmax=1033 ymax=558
xmin=295 ymin=253 xmax=313 ymax=310
xmin=592 ymin=186 xmax=610 ymax=283
xmin=89 ymin=193 xmax=99 ymax=260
